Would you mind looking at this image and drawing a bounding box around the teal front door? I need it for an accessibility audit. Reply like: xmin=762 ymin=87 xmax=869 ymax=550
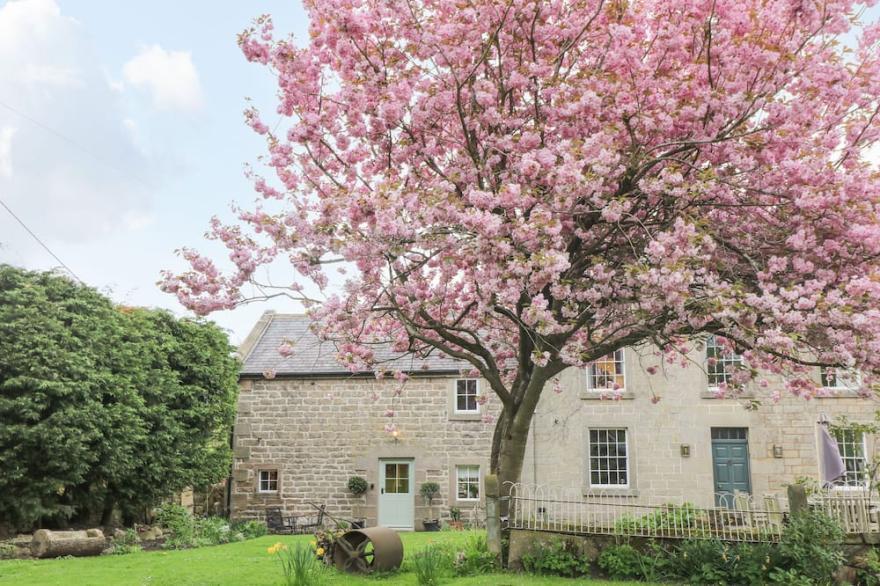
xmin=711 ymin=428 xmax=751 ymax=507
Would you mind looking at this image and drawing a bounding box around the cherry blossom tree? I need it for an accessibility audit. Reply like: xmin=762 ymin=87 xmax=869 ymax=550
xmin=164 ymin=0 xmax=880 ymax=489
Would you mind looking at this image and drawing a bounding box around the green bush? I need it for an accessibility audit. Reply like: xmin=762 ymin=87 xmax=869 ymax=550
xmin=776 ymin=510 xmax=844 ymax=584
xmin=108 ymin=528 xmax=141 ymax=555
xmin=593 ymin=511 xmax=844 ymax=585
xmin=452 ymin=533 xmax=497 ymax=576
xmin=156 ymin=504 xmax=196 ymax=548
xmin=232 ymin=519 xmax=268 ymax=540
xmin=521 ymin=537 xmax=590 ymax=578
xmin=347 ymin=476 xmax=368 ymax=496
xmin=412 ymin=544 xmax=450 ymax=586
xmin=857 ymin=548 xmax=880 ymax=586
xmin=598 ymin=543 xmax=642 ymax=580
xmin=614 ymin=503 xmax=704 ymax=535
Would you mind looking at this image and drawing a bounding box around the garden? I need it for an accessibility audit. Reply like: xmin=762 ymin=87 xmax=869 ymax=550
xmin=0 ymin=529 xmax=653 ymax=586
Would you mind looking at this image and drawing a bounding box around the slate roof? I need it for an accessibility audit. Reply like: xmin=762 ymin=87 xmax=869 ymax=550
xmin=239 ymin=313 xmax=467 ymax=376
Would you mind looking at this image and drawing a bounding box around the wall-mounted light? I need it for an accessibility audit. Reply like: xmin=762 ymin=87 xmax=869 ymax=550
xmin=680 ymin=444 xmax=691 ymax=457
xmin=391 ymin=429 xmax=400 ymax=442
xmin=773 ymin=444 xmax=784 ymax=458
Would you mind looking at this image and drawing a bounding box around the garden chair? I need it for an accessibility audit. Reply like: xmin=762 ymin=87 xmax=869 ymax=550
xmin=265 ymin=507 xmax=297 ymax=534
xmin=294 ymin=503 xmax=326 ymax=534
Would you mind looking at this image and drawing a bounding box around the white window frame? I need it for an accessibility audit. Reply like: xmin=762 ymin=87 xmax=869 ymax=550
xmin=454 ymin=379 xmax=480 ymax=414
xmin=455 ymin=465 xmax=481 ymax=501
xmin=820 ymin=367 xmax=861 ymax=392
xmin=586 ymin=349 xmax=626 ymax=393
xmin=587 ymin=428 xmax=630 ymax=489
xmin=258 ymin=469 xmax=279 ymax=493
xmin=832 ymin=430 xmax=870 ymax=490
xmin=706 ymin=335 xmax=743 ymax=389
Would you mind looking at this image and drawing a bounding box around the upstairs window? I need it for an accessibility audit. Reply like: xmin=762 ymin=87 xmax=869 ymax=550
xmin=258 ymin=469 xmax=279 ymax=493
xmin=820 ymin=367 xmax=860 ymax=391
xmin=706 ymin=335 xmax=743 ymax=387
xmin=455 ymin=379 xmax=479 ymax=414
xmin=586 ymin=349 xmax=625 ymax=392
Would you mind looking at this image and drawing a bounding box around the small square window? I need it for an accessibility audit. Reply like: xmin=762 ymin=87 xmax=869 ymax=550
xmin=586 ymin=349 xmax=625 ymax=392
xmin=258 ymin=469 xmax=279 ymax=493
xmin=456 ymin=465 xmax=480 ymax=500
xmin=820 ymin=367 xmax=860 ymax=391
xmin=455 ymin=379 xmax=479 ymax=414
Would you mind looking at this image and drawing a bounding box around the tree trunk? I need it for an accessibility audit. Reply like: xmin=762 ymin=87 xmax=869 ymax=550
xmin=30 ymin=529 xmax=106 ymax=558
xmin=490 ymin=405 xmax=537 ymax=496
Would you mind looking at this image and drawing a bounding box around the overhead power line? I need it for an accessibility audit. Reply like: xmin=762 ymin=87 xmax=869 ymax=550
xmin=0 ymin=197 xmax=83 ymax=283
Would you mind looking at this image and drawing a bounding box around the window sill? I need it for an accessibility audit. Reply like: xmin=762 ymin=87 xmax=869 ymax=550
xmin=449 ymin=412 xmax=482 ymax=421
xmin=583 ymin=487 xmax=639 ymax=497
xmin=580 ymin=390 xmax=635 ymax=401
xmin=816 ymin=388 xmax=861 ymax=398
xmin=700 ymin=389 xmax=755 ymax=399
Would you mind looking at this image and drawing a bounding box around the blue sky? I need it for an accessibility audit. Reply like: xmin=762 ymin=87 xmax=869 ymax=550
xmin=1 ymin=1 xmax=878 ymax=344
xmin=0 ymin=0 xmax=309 ymax=343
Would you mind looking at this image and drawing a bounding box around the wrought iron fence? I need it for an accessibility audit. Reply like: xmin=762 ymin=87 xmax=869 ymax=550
xmin=506 ymin=483 xmax=880 ymax=542
xmin=507 ymin=483 xmax=785 ymax=542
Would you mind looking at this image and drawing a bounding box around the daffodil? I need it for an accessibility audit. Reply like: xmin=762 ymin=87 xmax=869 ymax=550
xmin=267 ymin=542 xmax=285 ymax=555
xmin=316 ymin=547 xmax=325 ymax=557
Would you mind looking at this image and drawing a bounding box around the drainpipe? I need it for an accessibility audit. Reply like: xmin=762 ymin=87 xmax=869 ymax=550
xmin=531 ymin=411 xmax=538 ymax=484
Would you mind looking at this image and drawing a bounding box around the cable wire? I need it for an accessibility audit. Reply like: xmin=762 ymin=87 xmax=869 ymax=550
xmin=0 ymin=197 xmax=83 ymax=283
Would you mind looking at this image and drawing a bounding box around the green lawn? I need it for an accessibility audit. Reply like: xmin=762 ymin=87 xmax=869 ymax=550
xmin=0 ymin=531 xmax=653 ymax=586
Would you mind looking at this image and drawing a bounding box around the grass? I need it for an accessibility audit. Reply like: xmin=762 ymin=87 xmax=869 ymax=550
xmin=0 ymin=530 xmax=656 ymax=585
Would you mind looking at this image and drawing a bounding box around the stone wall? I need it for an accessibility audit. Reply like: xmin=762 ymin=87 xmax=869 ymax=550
xmin=521 ymin=345 xmax=879 ymax=506
xmin=231 ymin=375 xmax=499 ymax=527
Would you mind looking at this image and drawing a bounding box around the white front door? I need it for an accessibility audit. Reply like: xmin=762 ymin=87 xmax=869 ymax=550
xmin=378 ymin=459 xmax=414 ymax=530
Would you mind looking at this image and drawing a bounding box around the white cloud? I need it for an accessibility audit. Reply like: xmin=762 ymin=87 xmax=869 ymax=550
xmin=0 ymin=127 xmax=14 ymax=178
xmin=0 ymin=0 xmax=153 ymax=253
xmin=122 ymin=45 xmax=203 ymax=112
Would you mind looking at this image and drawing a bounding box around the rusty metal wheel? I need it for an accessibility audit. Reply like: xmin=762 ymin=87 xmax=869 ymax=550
xmin=333 ymin=527 xmax=403 ymax=574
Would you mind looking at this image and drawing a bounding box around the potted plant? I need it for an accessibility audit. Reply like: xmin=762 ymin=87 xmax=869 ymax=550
xmin=347 ymin=476 xmax=368 ymax=528
xmin=419 ymin=482 xmax=441 ymax=531
xmin=449 ymin=506 xmax=463 ymax=530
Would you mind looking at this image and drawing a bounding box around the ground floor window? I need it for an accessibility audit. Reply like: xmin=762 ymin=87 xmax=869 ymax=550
xmin=833 ymin=429 xmax=868 ymax=488
xmin=588 ymin=428 xmax=629 ymax=487
xmin=456 ymin=465 xmax=480 ymax=500
xmin=258 ymin=469 xmax=279 ymax=493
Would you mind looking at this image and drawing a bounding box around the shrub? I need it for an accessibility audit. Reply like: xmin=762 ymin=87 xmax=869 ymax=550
xmin=614 ymin=503 xmax=704 ymax=535
xmin=598 ymin=543 xmax=642 ymax=580
xmin=420 ymin=482 xmax=441 ymax=505
xmin=196 ymin=516 xmax=233 ymax=546
xmin=857 ymin=548 xmax=880 ymax=586
xmin=665 ymin=539 xmax=774 ymax=585
xmin=271 ymin=542 xmax=324 ymax=586
xmin=347 ymin=476 xmax=368 ymax=496
xmin=776 ymin=510 xmax=844 ymax=584
xmin=108 ymin=528 xmax=141 ymax=555
xmin=412 ymin=544 xmax=450 ymax=586
xmin=155 ymin=504 xmax=196 ymax=548
xmin=453 ymin=533 xmax=497 ymax=576
xmin=521 ymin=537 xmax=590 ymax=578
xmin=232 ymin=519 xmax=268 ymax=540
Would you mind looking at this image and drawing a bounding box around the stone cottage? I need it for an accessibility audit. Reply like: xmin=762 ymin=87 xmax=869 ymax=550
xmin=230 ymin=312 xmax=878 ymax=529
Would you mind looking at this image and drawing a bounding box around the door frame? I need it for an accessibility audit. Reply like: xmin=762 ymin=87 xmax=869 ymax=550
xmin=377 ymin=458 xmax=415 ymax=530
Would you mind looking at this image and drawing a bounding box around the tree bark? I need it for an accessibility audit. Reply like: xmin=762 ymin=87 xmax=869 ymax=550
xmin=30 ymin=529 xmax=106 ymax=558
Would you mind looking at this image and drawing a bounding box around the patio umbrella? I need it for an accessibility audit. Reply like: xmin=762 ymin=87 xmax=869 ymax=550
xmin=819 ymin=424 xmax=847 ymax=488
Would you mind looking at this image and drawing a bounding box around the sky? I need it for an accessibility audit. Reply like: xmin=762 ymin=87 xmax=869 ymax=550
xmin=1 ymin=1 xmax=879 ymax=346
xmin=0 ymin=0 xmax=309 ymax=344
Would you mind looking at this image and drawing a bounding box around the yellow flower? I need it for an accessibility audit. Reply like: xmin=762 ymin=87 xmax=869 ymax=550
xmin=267 ymin=542 xmax=285 ymax=555
xmin=316 ymin=547 xmax=325 ymax=557
xmin=310 ymin=540 xmax=317 ymax=548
